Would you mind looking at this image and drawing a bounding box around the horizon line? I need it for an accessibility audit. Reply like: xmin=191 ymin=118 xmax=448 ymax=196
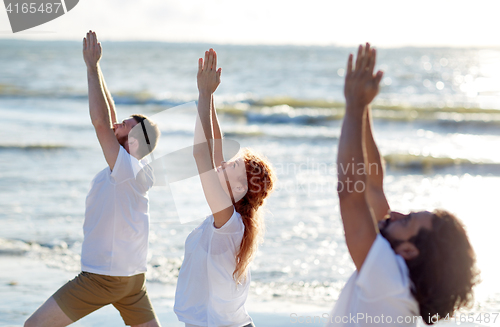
xmin=1 ymin=37 xmax=500 ymax=50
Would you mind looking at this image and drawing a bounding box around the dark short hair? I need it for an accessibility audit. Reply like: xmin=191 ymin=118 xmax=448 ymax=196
xmin=128 ymin=114 xmax=160 ymax=159
xmin=406 ymin=210 xmax=479 ymax=324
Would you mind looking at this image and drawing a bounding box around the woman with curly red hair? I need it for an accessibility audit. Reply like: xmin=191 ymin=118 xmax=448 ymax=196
xmin=174 ymin=48 xmax=276 ymax=327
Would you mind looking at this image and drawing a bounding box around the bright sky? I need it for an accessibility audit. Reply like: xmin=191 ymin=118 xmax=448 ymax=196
xmin=1 ymin=0 xmax=499 ymax=47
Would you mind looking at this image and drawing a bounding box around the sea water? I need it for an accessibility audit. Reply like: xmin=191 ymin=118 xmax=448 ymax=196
xmin=1 ymin=40 xmax=500 ymax=325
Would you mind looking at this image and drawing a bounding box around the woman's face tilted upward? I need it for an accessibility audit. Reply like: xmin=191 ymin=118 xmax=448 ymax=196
xmin=216 ymin=156 xmax=248 ymax=202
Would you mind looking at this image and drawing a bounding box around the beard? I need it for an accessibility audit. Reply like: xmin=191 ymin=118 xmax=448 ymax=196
xmin=379 ymin=223 xmax=405 ymax=250
xmin=117 ymin=134 xmax=128 ymax=148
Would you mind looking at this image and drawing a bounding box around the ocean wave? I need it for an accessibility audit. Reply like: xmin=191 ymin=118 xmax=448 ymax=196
xmin=0 ymin=85 xmax=191 ymax=107
xmin=112 ymin=92 xmax=192 ymax=106
xmin=0 ymin=144 xmax=69 ymax=151
xmin=224 ymin=129 xmax=266 ymax=138
xmin=249 ymin=97 xmax=500 ymax=115
xmin=219 ymin=104 xmax=500 ymax=125
xmin=0 ymin=238 xmax=81 ymax=272
xmin=224 ymin=125 xmax=338 ymax=140
xmin=4 ymin=84 xmax=500 ymax=125
xmin=383 ymin=153 xmax=500 ymax=169
xmin=0 ymin=83 xmax=86 ymax=100
xmin=0 ymin=238 xmax=31 ymax=255
xmin=245 ymin=105 xmax=343 ymax=124
xmin=0 ymin=237 xmax=183 ymax=282
xmin=249 ymin=97 xmax=345 ymax=109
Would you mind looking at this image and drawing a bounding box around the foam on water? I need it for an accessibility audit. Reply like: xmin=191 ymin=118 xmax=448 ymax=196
xmin=2 ymin=41 xmax=500 ymax=322
xmin=2 ymin=40 xmax=500 ymax=108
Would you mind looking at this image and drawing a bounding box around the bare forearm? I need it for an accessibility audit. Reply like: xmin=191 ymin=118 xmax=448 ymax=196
xmin=337 ymin=105 xmax=367 ymax=192
xmin=363 ymin=108 xmax=384 ymax=187
xmin=211 ymin=96 xmax=222 ymax=139
xmin=87 ymin=66 xmax=112 ymax=128
xmin=363 ymin=108 xmax=390 ymax=220
xmin=337 ymin=43 xmax=384 ymax=270
xmin=211 ymin=95 xmax=224 ymax=166
xmin=337 ymin=104 xmax=378 ymax=269
xmin=195 ymin=92 xmax=215 ymax=167
xmin=98 ymin=66 xmax=117 ymax=125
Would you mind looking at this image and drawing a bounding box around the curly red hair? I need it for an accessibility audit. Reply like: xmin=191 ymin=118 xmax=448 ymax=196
xmin=233 ymin=148 xmax=276 ymax=282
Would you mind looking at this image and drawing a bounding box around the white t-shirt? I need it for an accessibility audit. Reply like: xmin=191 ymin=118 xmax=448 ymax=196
xmin=81 ymin=146 xmax=153 ymax=276
xmin=174 ymin=209 xmax=253 ymax=327
xmin=327 ymin=234 xmax=420 ymax=327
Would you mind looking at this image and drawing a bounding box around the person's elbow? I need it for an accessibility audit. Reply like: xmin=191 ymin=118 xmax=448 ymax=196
xmin=337 ymin=178 xmax=366 ymax=201
xmin=337 ymin=187 xmax=360 ymax=202
xmin=192 ymin=143 xmax=208 ymax=160
xmin=91 ymin=117 xmax=110 ymax=129
xmin=366 ymin=179 xmax=384 ymax=196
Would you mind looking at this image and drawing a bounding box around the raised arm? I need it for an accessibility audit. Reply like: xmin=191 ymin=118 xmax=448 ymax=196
xmin=193 ymin=49 xmax=233 ymax=227
xmin=202 ymin=49 xmax=223 ymax=167
xmin=83 ymin=31 xmax=120 ymax=170
xmin=211 ymin=93 xmax=224 ymax=168
xmin=99 ymin=68 xmax=118 ymax=125
xmin=337 ymin=43 xmax=384 ymax=270
xmin=363 ymin=108 xmax=390 ymax=221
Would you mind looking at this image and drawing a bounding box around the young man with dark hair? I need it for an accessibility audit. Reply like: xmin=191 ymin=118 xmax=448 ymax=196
xmin=24 ymin=31 xmax=161 ymax=327
xmin=330 ymin=43 xmax=478 ymax=326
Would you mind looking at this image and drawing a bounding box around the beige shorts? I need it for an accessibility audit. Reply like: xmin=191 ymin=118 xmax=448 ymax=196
xmin=53 ymin=271 xmax=156 ymax=326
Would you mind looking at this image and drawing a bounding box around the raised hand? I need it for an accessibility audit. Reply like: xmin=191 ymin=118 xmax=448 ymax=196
xmin=197 ymin=48 xmax=221 ymax=97
xmin=344 ymin=43 xmax=383 ymax=110
xmin=83 ymin=30 xmax=102 ymax=69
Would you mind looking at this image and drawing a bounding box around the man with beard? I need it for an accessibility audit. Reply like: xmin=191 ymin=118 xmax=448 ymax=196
xmin=25 ymin=31 xmax=161 ymax=327
xmin=330 ymin=43 xmax=478 ymax=326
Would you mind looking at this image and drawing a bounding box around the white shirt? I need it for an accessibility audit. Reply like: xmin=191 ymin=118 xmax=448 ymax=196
xmin=327 ymin=234 xmax=420 ymax=327
xmin=174 ymin=209 xmax=253 ymax=327
xmin=81 ymin=146 xmax=153 ymax=276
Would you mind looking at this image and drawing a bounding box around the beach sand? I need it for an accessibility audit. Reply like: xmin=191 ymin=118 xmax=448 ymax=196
xmin=0 ymin=255 xmax=329 ymax=327
xmin=1 ymin=255 xmax=491 ymax=327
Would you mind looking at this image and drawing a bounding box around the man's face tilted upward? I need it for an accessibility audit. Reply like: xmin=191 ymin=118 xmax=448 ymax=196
xmin=379 ymin=211 xmax=433 ymax=260
xmin=113 ymin=118 xmax=138 ymax=151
